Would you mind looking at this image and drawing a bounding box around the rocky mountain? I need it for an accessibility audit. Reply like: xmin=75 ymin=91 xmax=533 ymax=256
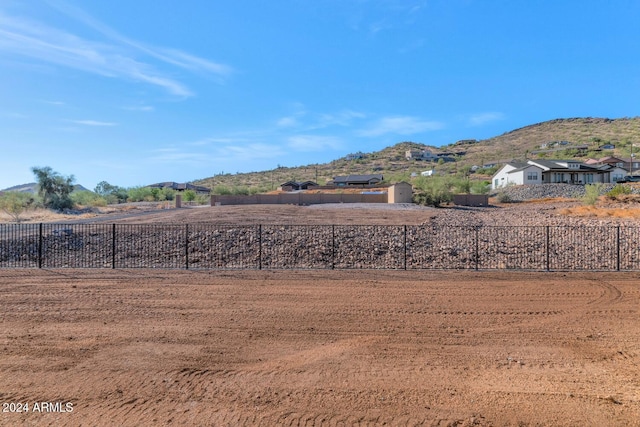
xmin=193 ymin=117 xmax=640 ymax=191
xmin=1 ymin=183 xmax=91 ymax=194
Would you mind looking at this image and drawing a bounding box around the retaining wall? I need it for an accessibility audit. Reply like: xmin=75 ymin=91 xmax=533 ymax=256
xmin=210 ymin=193 xmax=388 ymax=206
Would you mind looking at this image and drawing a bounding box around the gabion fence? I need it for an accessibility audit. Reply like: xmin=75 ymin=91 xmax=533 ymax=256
xmin=1 ymin=223 xmax=640 ymax=271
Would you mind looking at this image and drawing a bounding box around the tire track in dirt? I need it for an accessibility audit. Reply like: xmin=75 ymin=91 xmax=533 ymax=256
xmin=2 ymin=271 xmax=639 ymax=426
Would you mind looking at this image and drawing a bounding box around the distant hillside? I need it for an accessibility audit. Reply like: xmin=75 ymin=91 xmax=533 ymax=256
xmin=1 ymin=182 xmax=38 ymax=193
xmin=1 ymin=183 xmax=91 ymax=194
xmin=189 ymin=116 xmax=640 ymax=191
xmin=456 ymin=117 xmax=640 ymax=166
xmin=194 ymin=141 xmax=439 ymax=192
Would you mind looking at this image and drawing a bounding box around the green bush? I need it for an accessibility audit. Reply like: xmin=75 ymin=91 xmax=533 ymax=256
xmin=212 ymin=185 xmax=232 ymax=195
xmin=412 ymin=176 xmax=453 ymax=207
xmin=606 ymin=184 xmax=632 ymax=199
xmin=0 ymin=192 xmax=35 ymax=222
xmin=582 ymin=183 xmax=603 ymax=206
xmin=126 ymin=186 xmax=153 ymax=202
xmin=94 ymin=181 xmax=128 ymax=204
xmin=471 ymin=180 xmax=490 ymax=194
xmin=496 ymin=191 xmax=513 ymax=203
xmin=194 ymin=194 xmax=211 ymax=205
xmin=452 ymin=178 xmax=471 ymax=194
xmin=70 ymin=190 xmax=107 ymax=207
xmin=183 ymin=190 xmax=197 ymax=201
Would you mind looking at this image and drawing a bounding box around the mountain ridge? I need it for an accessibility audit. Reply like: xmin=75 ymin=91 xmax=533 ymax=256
xmin=193 ymin=117 xmax=640 ymax=191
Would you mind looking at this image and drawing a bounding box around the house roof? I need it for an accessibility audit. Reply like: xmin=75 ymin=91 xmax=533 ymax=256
xmin=499 ymin=161 xmax=534 ymax=174
xmin=527 ymin=159 xmax=603 ymax=172
xmin=147 ymin=182 xmax=210 ymax=193
xmin=281 ymin=180 xmax=317 ymax=187
xmin=332 ymin=174 xmax=383 ymax=183
xmin=597 ymin=156 xmax=626 ymax=163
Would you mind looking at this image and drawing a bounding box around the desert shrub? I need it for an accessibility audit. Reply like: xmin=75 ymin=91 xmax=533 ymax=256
xmin=158 ymin=188 xmax=175 ymax=201
xmin=126 ymin=186 xmax=154 ymax=202
xmin=471 ymin=180 xmax=491 ymax=194
xmin=183 ymin=190 xmax=197 ymax=201
xmin=94 ymin=181 xmax=128 ymax=203
xmin=452 ymin=177 xmax=471 ymax=194
xmin=606 ymin=184 xmax=632 ymax=200
xmin=70 ymin=190 xmax=107 ymax=207
xmin=212 ymin=185 xmax=232 ymax=195
xmin=479 ymin=166 xmax=499 ymax=175
xmin=231 ymin=186 xmax=250 ymax=196
xmin=0 ymin=192 xmax=35 ymax=222
xmin=582 ymin=183 xmax=603 ymax=206
xmin=194 ymin=193 xmax=211 ymax=205
xmin=496 ymin=191 xmax=513 ymax=203
xmin=412 ymin=176 xmax=452 ymax=207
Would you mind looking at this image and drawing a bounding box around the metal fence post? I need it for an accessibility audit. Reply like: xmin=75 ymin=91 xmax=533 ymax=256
xmin=475 ymin=226 xmax=479 ymax=271
xmin=404 ymin=225 xmax=407 ymax=270
xmin=38 ymin=223 xmax=43 ymax=269
xmin=545 ymin=225 xmax=550 ymax=271
xmin=616 ymin=225 xmax=621 ymax=271
xmin=331 ymin=225 xmax=335 ymax=270
xmin=185 ymin=223 xmax=189 ymax=270
xmin=112 ymin=224 xmax=116 ymax=269
xmin=258 ymin=224 xmax=262 ymax=270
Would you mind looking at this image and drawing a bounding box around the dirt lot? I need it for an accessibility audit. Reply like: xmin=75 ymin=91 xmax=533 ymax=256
xmin=0 ymin=269 xmax=639 ymax=426
xmin=1 ymin=202 xmax=640 ymax=426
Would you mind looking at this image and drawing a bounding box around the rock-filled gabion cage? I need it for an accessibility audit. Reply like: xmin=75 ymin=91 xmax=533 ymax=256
xmin=1 ymin=223 xmax=640 ymax=271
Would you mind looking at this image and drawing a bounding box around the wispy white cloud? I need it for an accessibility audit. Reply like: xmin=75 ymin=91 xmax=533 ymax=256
xmin=41 ymin=100 xmax=65 ymax=106
xmin=148 ymin=149 xmax=206 ymax=163
xmin=217 ymin=143 xmax=287 ymax=159
xmin=399 ymin=38 xmax=425 ymax=54
xmin=0 ymin=2 xmax=232 ymax=97
xmin=5 ymin=112 xmax=29 ymax=119
xmin=70 ymin=119 xmax=117 ymax=126
xmin=277 ymin=107 xmax=366 ymax=131
xmin=149 ymin=138 xmax=287 ymax=169
xmin=347 ymin=0 xmax=427 ymax=33
xmin=122 ymin=105 xmax=154 ymax=112
xmin=468 ymin=112 xmax=505 ymax=126
xmin=287 ymin=135 xmax=342 ymax=152
xmin=317 ymin=110 xmax=366 ymax=127
xmin=45 ymin=0 xmax=232 ymax=78
xmin=277 ymin=116 xmax=299 ymax=128
xmin=156 ymin=48 xmax=232 ymax=78
xmin=357 ymin=115 xmax=444 ymax=137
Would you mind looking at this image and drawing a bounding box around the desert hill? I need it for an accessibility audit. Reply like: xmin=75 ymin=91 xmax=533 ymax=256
xmin=0 ymin=183 xmax=91 ymax=194
xmin=193 ymin=117 xmax=640 ymax=192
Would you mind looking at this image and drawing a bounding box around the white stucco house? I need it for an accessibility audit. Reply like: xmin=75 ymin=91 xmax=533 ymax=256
xmin=492 ymin=162 xmax=542 ymax=189
xmin=406 ymin=149 xmax=438 ymax=161
xmin=492 ymin=159 xmax=623 ymax=190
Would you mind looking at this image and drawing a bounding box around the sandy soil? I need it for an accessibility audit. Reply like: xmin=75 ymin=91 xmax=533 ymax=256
xmin=0 ymin=269 xmax=639 ymax=426
xmin=63 ymin=199 xmax=640 ymax=227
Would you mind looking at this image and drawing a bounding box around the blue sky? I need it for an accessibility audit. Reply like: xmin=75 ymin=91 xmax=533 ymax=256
xmin=1 ymin=0 xmax=639 ymax=190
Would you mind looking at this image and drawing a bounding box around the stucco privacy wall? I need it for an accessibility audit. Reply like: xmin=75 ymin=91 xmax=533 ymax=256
xmin=210 ymin=193 xmax=388 ymax=206
xmin=452 ymin=194 xmax=490 ymax=207
xmin=208 ymin=184 xmax=415 ymax=206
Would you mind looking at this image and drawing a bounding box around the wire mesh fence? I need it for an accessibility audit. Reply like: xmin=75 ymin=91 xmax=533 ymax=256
xmin=1 ymin=223 xmax=640 ymax=270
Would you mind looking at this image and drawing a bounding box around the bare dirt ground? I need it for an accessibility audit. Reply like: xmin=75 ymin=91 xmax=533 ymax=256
xmin=5 ymin=197 xmax=640 ymax=226
xmin=67 ymin=199 xmax=640 ymax=227
xmin=0 ymin=269 xmax=639 ymax=426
